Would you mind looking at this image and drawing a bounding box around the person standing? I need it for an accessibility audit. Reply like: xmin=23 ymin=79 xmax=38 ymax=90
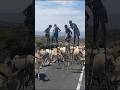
xmin=23 ymin=4 xmax=34 ymax=29
xmin=69 ymin=20 xmax=80 ymax=45
xmin=22 ymin=3 xmax=34 ymax=54
xmin=44 ymin=25 xmax=52 ymax=43
xmin=52 ymin=24 xmax=61 ymax=43
xmin=64 ymin=25 xmax=72 ymax=42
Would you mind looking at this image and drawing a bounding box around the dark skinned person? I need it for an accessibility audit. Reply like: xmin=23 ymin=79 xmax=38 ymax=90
xmin=64 ymin=25 xmax=72 ymax=42
xmin=69 ymin=20 xmax=80 ymax=46
xmin=44 ymin=25 xmax=52 ymax=43
xmin=52 ymin=24 xmax=61 ymax=43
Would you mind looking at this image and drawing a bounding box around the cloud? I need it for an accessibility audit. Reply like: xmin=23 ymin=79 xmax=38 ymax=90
xmin=0 ymin=0 xmax=32 ymax=13
xmin=36 ymin=6 xmax=83 ymax=16
xmin=35 ymin=0 xmax=85 ymax=33
xmin=51 ymin=0 xmax=74 ymax=5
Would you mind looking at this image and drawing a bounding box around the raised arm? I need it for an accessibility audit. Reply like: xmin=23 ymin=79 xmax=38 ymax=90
xmin=23 ymin=5 xmax=30 ymax=16
xmin=58 ymin=28 xmax=61 ymax=32
xmin=70 ymin=30 xmax=72 ymax=34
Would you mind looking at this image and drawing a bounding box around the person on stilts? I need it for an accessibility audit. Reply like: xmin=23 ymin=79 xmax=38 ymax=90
xmin=69 ymin=20 xmax=80 ymax=46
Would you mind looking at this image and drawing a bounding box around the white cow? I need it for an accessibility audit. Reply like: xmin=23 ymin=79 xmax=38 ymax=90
xmin=11 ymin=54 xmax=34 ymax=71
xmin=35 ymin=49 xmax=51 ymax=67
xmin=50 ymin=48 xmax=64 ymax=63
xmin=59 ymin=47 xmax=66 ymax=54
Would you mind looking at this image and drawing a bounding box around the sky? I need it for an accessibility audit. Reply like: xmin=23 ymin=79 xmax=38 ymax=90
xmin=35 ymin=0 xmax=85 ymax=35
xmin=0 ymin=0 xmax=33 ymax=13
xmin=0 ymin=0 xmax=119 ymax=29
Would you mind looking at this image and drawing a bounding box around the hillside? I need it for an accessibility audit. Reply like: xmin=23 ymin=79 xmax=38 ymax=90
xmin=35 ymin=31 xmax=85 ymax=39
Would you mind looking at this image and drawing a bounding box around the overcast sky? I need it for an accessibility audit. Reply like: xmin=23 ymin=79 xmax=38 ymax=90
xmin=0 ymin=0 xmax=119 ymax=29
xmin=0 ymin=0 xmax=119 ymax=14
xmin=35 ymin=0 xmax=85 ymax=34
xmin=0 ymin=0 xmax=33 ymax=13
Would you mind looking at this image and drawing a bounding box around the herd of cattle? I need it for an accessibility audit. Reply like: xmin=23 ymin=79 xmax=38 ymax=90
xmin=0 ymin=44 xmax=120 ymax=90
xmin=86 ymin=45 xmax=120 ymax=85
xmin=0 ymin=55 xmax=34 ymax=90
xmin=35 ymin=46 xmax=85 ymax=74
xmin=0 ymin=45 xmax=85 ymax=90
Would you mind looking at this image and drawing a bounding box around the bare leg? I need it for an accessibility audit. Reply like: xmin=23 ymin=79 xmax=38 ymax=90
xmin=77 ymin=35 xmax=80 ymax=45
xmin=93 ymin=14 xmax=99 ymax=46
xmin=74 ymin=34 xmax=76 ymax=44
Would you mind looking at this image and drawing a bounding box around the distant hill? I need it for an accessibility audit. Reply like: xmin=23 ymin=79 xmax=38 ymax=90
xmin=35 ymin=31 xmax=85 ymax=38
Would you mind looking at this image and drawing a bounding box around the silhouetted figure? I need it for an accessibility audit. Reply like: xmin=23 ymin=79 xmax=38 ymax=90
xmin=86 ymin=0 xmax=109 ymax=90
xmin=85 ymin=11 xmax=89 ymax=28
xmin=23 ymin=4 xmax=34 ymax=29
xmin=92 ymin=0 xmax=108 ymax=47
xmin=64 ymin=25 xmax=72 ymax=42
xmin=69 ymin=20 xmax=80 ymax=45
xmin=86 ymin=0 xmax=93 ymax=28
xmin=22 ymin=4 xmax=34 ymax=54
xmin=44 ymin=25 xmax=52 ymax=43
xmin=86 ymin=0 xmax=92 ymax=8
xmin=52 ymin=24 xmax=61 ymax=43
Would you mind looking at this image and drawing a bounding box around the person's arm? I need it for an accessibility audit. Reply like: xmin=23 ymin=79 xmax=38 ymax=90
xmin=69 ymin=27 xmax=72 ymax=30
xmin=44 ymin=29 xmax=47 ymax=32
xmin=23 ymin=6 xmax=29 ymax=16
xmin=65 ymin=29 xmax=67 ymax=33
xmin=58 ymin=28 xmax=61 ymax=32
xmin=79 ymin=29 xmax=80 ymax=36
xmin=69 ymin=25 xmax=74 ymax=30
xmin=53 ymin=28 xmax=55 ymax=32
xmin=44 ymin=28 xmax=49 ymax=33
xmin=75 ymin=24 xmax=80 ymax=35
xmin=70 ymin=30 xmax=72 ymax=34
xmin=23 ymin=9 xmax=27 ymax=16
xmin=86 ymin=11 xmax=89 ymax=21
xmin=86 ymin=0 xmax=93 ymax=11
xmin=77 ymin=27 xmax=80 ymax=36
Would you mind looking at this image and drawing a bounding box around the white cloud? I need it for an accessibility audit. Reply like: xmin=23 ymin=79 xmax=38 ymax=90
xmin=36 ymin=6 xmax=83 ymax=16
xmin=51 ymin=0 xmax=74 ymax=5
xmin=35 ymin=0 xmax=85 ymax=34
xmin=35 ymin=13 xmax=84 ymax=32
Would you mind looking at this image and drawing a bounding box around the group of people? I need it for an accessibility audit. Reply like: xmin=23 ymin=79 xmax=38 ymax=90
xmin=44 ymin=20 xmax=80 ymax=45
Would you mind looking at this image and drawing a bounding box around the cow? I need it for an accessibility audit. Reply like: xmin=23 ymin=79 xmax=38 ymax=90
xmin=11 ymin=55 xmax=34 ymax=72
xmin=86 ymin=47 xmax=120 ymax=85
xmin=35 ymin=49 xmax=52 ymax=78
xmin=35 ymin=51 xmax=42 ymax=79
xmin=8 ymin=54 xmax=34 ymax=90
xmin=50 ymin=48 xmax=64 ymax=63
xmin=0 ymin=64 xmax=18 ymax=90
xmin=111 ymin=56 xmax=120 ymax=82
xmin=107 ymin=46 xmax=120 ymax=59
